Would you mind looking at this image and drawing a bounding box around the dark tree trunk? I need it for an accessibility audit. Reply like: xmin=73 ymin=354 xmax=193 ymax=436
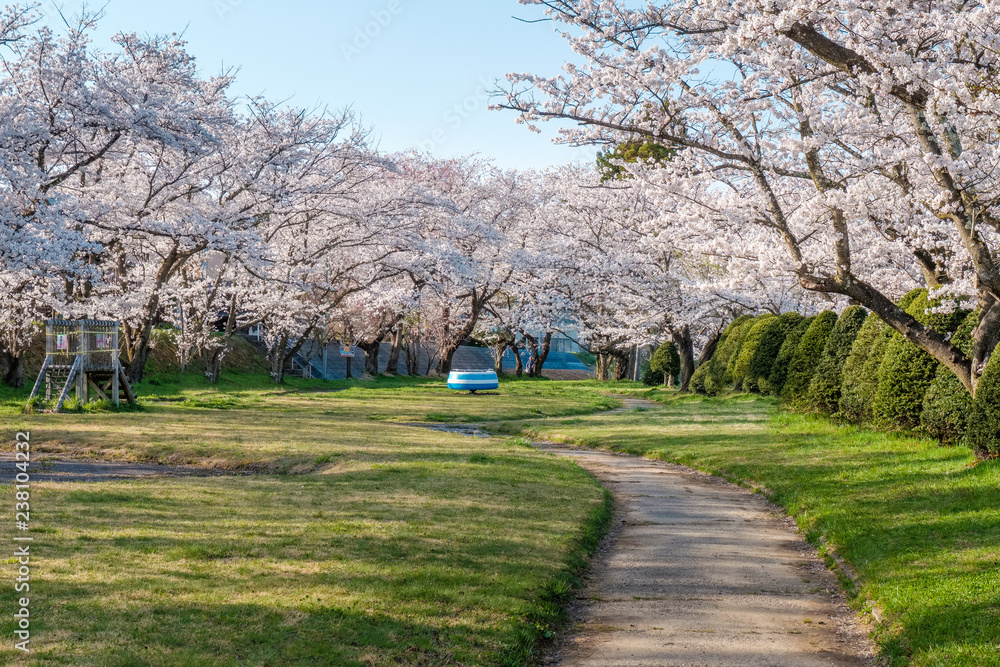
xmin=537 ymin=331 xmax=552 ymax=376
xmin=697 ymin=328 xmax=723 ymax=368
xmin=512 ymin=343 xmax=524 ymax=377
xmin=406 ymin=340 xmax=420 ymax=376
xmin=386 ymin=327 xmax=403 ymax=375
xmin=358 ymin=341 xmax=380 ymax=376
xmin=1 ymin=350 xmax=24 ymax=389
xmin=125 ymin=333 xmax=153 ymax=384
xmin=522 ymin=335 xmax=539 ymax=377
xmin=673 ymin=327 xmax=696 ymax=392
xmin=613 ymin=351 xmax=630 ymax=381
xmin=436 ymin=316 xmax=479 ymax=376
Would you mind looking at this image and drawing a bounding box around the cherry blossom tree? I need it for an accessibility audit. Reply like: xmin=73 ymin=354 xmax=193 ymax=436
xmin=498 ymin=0 xmax=1000 ymax=395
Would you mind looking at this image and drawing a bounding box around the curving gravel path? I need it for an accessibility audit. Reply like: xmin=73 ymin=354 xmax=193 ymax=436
xmin=534 ymin=398 xmax=874 ymax=666
xmin=404 ymin=398 xmax=875 ymax=665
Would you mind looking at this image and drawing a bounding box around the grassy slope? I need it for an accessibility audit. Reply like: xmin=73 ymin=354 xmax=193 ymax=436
xmin=514 ymin=390 xmax=1000 ymax=667
xmin=0 ymin=375 xmax=614 ymax=666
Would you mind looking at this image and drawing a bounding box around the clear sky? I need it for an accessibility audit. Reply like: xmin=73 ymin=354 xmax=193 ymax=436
xmin=38 ymin=0 xmax=597 ymax=170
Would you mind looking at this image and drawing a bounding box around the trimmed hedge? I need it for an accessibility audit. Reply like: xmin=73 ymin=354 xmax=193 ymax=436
xmin=838 ymin=313 xmax=893 ymax=423
xmin=921 ymin=310 xmax=978 ymax=445
xmin=703 ymin=315 xmax=755 ymax=396
xmin=872 ymin=289 xmax=968 ymax=430
xmin=730 ymin=314 xmax=776 ymax=390
xmin=762 ymin=316 xmax=814 ymax=396
xmin=690 ymin=359 xmax=710 ymax=394
xmin=781 ymin=311 xmax=839 ymax=404
xmin=722 ymin=316 xmax=760 ymax=385
xmin=807 ymin=305 xmax=868 ymax=413
xmin=746 ymin=313 xmax=803 ymax=393
xmin=966 ymin=347 xmax=1000 ymax=457
xmin=645 ymin=341 xmax=680 ymax=386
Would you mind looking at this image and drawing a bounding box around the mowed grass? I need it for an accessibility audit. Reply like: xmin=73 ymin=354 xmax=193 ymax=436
xmin=1 ymin=374 xmax=619 ymax=470
xmin=513 ymin=390 xmax=1000 ymax=667
xmin=0 ymin=375 xmax=614 ymax=665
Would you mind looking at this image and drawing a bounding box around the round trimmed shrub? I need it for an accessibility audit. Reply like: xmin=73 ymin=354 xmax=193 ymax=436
xmin=838 ymin=313 xmax=893 ymax=423
xmin=921 ymin=310 xmax=978 ymax=445
xmin=704 ymin=315 xmax=755 ymax=396
xmin=807 ymin=305 xmax=868 ymax=413
xmin=781 ymin=311 xmax=839 ymax=405
xmin=966 ymin=349 xmax=1000 ymax=457
xmin=730 ymin=314 xmax=776 ymax=390
xmin=746 ymin=312 xmax=803 ymax=393
xmin=762 ymin=316 xmax=814 ymax=396
xmin=646 ymin=341 xmax=680 ymax=386
xmin=873 ymin=289 xmax=968 ymax=430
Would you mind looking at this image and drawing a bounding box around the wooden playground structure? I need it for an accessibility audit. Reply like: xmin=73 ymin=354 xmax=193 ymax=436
xmin=27 ymin=320 xmax=136 ymax=412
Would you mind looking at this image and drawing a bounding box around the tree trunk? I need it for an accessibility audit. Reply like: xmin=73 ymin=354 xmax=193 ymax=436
xmin=613 ymin=352 xmax=630 ymax=381
xmin=697 ymin=328 xmax=723 ymax=368
xmin=125 ymin=331 xmax=154 ymax=384
xmin=672 ymin=327 xmax=696 ymax=391
xmin=268 ymin=334 xmax=290 ymax=384
xmin=595 ymin=353 xmax=611 ymax=381
xmin=201 ymin=347 xmax=225 ymax=384
xmin=386 ymin=327 xmax=403 ymax=374
xmin=359 ymin=341 xmax=380 ymax=376
xmin=537 ymin=331 xmax=552 ymax=377
xmin=512 ymin=343 xmax=524 ymax=377
xmin=436 ymin=297 xmax=484 ymax=376
xmin=1 ymin=350 xmax=24 ymax=389
xmin=493 ymin=347 xmax=505 ymax=375
xmin=522 ymin=335 xmax=539 ymax=377
xmin=437 ymin=341 xmax=462 ymax=376
xmin=406 ymin=340 xmax=420 ymax=376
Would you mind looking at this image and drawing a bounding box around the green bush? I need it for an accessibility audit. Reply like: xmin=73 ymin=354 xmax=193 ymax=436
xmin=640 ymin=363 xmax=663 ymax=387
xmin=703 ymin=315 xmax=755 ymax=396
xmin=807 ymin=305 xmax=868 ymax=413
xmin=921 ymin=310 xmax=978 ymax=445
xmin=762 ymin=316 xmax=814 ymax=396
xmin=781 ymin=311 xmax=839 ymax=404
xmin=690 ymin=360 xmax=710 ymax=394
xmin=646 ymin=341 xmax=680 ymax=386
xmin=746 ymin=312 xmax=803 ymax=393
xmin=838 ymin=313 xmax=893 ymax=423
xmin=966 ymin=348 xmax=1000 ymax=457
xmin=721 ymin=317 xmax=759 ymax=386
xmin=922 ymin=369 xmax=973 ymax=445
xmin=872 ymin=289 xmax=968 ymax=430
xmin=730 ymin=314 xmax=776 ymax=390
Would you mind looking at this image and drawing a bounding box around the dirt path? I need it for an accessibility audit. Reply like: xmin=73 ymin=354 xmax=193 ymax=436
xmin=535 ymin=398 xmax=874 ymax=666
xmin=403 ymin=398 xmax=875 ymax=665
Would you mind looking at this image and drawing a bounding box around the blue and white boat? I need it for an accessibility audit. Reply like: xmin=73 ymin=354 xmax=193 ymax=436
xmin=447 ymin=369 xmax=499 ymax=393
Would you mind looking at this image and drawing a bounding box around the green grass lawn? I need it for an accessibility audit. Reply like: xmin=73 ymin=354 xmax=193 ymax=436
xmin=1 ymin=374 xmax=618 ymax=471
xmin=511 ymin=390 xmax=1000 ymax=667
xmin=0 ymin=374 xmax=613 ymax=666
xmin=3 ymin=372 xmax=997 ymax=666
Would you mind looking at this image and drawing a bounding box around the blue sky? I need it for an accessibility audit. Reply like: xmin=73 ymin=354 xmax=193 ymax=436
xmin=38 ymin=0 xmax=596 ymax=170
